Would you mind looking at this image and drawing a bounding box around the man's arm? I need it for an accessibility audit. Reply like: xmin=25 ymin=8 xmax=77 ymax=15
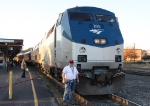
xmin=76 ymin=74 xmax=79 ymax=84
xmin=62 ymin=72 xmax=65 ymax=84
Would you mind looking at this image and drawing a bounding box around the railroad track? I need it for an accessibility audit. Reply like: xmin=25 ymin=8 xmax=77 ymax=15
xmin=123 ymin=69 xmax=150 ymax=76
xmin=33 ymin=67 xmax=141 ymax=106
xmin=82 ymin=94 xmax=141 ymax=106
xmin=108 ymin=94 xmax=141 ymax=106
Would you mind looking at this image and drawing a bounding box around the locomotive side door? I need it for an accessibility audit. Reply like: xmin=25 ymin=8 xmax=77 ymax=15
xmin=54 ymin=28 xmax=56 ymax=61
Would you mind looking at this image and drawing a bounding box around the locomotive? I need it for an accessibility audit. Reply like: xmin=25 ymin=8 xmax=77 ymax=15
xmin=18 ymin=6 xmax=125 ymax=95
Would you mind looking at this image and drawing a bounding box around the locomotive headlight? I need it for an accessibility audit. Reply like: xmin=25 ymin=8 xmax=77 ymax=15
xmin=94 ymin=39 xmax=100 ymax=44
xmin=94 ymin=38 xmax=107 ymax=44
xmin=101 ymin=39 xmax=107 ymax=44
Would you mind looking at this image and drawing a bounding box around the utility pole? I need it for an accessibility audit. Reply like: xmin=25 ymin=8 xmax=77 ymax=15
xmin=5 ymin=43 xmax=9 ymax=72
xmin=134 ymin=43 xmax=135 ymax=63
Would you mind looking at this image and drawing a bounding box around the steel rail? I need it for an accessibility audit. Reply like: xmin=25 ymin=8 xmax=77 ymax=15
xmin=108 ymin=94 xmax=141 ymax=106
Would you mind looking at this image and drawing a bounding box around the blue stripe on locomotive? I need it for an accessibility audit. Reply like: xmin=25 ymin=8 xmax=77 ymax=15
xmin=61 ymin=7 xmax=124 ymax=48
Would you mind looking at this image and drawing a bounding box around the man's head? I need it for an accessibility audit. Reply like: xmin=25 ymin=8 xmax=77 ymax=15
xmin=69 ymin=59 xmax=74 ymax=67
xmin=22 ymin=58 xmax=25 ymax=61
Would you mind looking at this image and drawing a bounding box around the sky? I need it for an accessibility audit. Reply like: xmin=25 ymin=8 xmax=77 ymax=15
xmin=0 ymin=0 xmax=150 ymax=50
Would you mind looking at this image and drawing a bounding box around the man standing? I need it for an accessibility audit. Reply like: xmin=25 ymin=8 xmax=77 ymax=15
xmin=21 ymin=58 xmax=26 ymax=78
xmin=62 ymin=59 xmax=79 ymax=105
xmin=3 ymin=60 xmax=6 ymax=69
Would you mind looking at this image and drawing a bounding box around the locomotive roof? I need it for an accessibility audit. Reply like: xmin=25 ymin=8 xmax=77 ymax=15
xmin=66 ymin=6 xmax=115 ymax=16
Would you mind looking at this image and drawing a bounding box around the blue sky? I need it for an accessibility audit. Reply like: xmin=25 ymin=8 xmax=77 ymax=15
xmin=0 ymin=0 xmax=150 ymax=50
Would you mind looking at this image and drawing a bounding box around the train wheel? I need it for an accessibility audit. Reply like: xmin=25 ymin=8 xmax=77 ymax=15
xmin=47 ymin=70 xmax=50 ymax=74
xmin=49 ymin=68 xmax=54 ymax=77
xmin=54 ymin=67 xmax=61 ymax=81
xmin=54 ymin=71 xmax=60 ymax=81
xmin=56 ymin=73 xmax=60 ymax=81
xmin=57 ymin=68 xmax=62 ymax=81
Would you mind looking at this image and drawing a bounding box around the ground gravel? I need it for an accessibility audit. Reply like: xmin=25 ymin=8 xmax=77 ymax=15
xmin=117 ymin=73 xmax=150 ymax=106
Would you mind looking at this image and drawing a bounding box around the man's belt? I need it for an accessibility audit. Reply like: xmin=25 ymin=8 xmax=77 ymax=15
xmin=65 ymin=79 xmax=76 ymax=82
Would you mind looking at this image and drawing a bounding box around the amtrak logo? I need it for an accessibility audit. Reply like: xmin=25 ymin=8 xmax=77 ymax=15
xmin=79 ymin=47 xmax=86 ymax=53
xmin=116 ymin=48 xmax=121 ymax=54
xmin=89 ymin=29 xmax=104 ymax=34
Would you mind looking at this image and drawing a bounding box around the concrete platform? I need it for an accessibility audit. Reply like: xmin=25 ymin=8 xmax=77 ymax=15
xmin=0 ymin=66 xmax=59 ymax=106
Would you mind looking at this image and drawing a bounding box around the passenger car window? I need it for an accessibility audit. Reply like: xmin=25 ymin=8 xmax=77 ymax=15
xmin=46 ymin=25 xmax=55 ymax=39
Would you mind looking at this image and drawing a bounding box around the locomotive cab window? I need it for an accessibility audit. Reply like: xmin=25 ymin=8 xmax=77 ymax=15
xmin=70 ymin=12 xmax=93 ymax=21
xmin=96 ymin=15 xmax=116 ymax=22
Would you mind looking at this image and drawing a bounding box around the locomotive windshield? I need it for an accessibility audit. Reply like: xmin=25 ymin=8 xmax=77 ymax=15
xmin=96 ymin=15 xmax=117 ymax=22
xmin=70 ymin=12 xmax=93 ymax=21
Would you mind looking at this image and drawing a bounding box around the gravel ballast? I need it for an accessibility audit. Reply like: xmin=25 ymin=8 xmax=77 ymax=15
xmin=117 ymin=74 xmax=150 ymax=106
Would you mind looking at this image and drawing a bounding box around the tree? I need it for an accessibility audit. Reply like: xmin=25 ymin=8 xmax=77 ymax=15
xmin=124 ymin=45 xmax=139 ymax=61
xmin=142 ymin=54 xmax=150 ymax=60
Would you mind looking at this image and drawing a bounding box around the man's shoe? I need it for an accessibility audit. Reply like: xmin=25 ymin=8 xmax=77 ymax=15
xmin=70 ymin=101 xmax=76 ymax=104
xmin=21 ymin=77 xmax=26 ymax=78
xmin=62 ymin=102 xmax=68 ymax=106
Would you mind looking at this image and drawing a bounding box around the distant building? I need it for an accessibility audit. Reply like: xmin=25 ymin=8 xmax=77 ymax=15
xmin=142 ymin=50 xmax=147 ymax=57
xmin=142 ymin=50 xmax=150 ymax=56
xmin=146 ymin=50 xmax=150 ymax=56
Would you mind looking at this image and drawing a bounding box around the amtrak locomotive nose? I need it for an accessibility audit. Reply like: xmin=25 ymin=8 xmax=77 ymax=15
xmin=61 ymin=7 xmax=124 ymax=95
xmin=21 ymin=6 xmax=125 ymax=95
